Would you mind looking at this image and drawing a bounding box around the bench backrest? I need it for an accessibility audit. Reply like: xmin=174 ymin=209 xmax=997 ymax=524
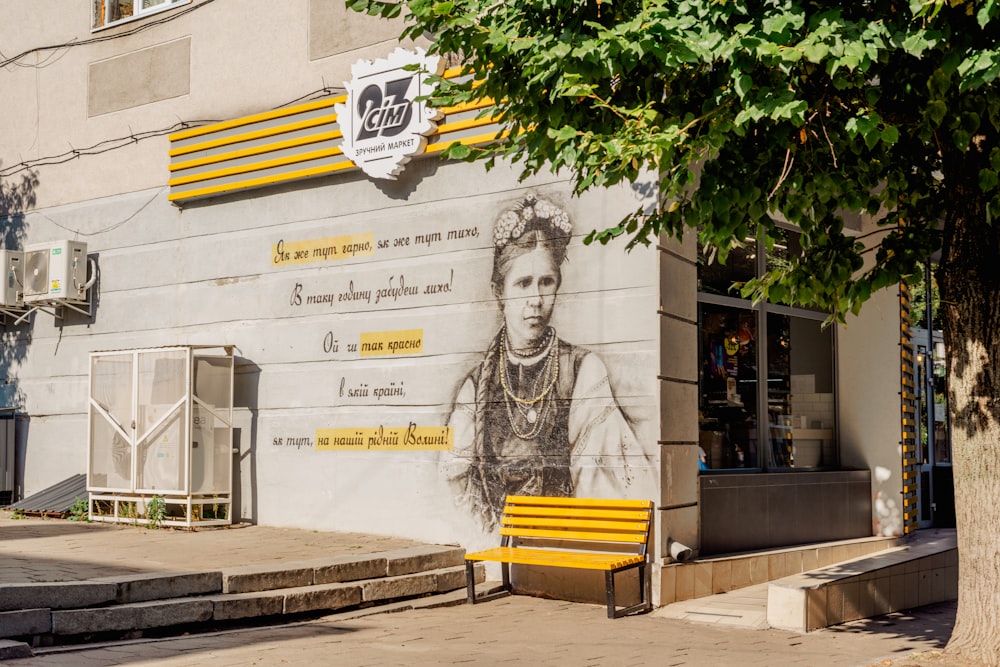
xmin=500 ymin=495 xmax=653 ymax=556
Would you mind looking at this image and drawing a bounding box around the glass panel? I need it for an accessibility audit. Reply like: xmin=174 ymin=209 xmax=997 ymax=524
xmin=698 ymin=234 xmax=757 ymax=297
xmin=932 ymin=342 xmax=951 ymax=464
xmin=916 ymin=346 xmax=931 ymax=465
xmin=191 ymin=356 xmax=233 ymax=494
xmin=768 ymin=227 xmax=828 ymax=313
xmin=110 ymin=0 xmax=134 ymax=21
xmin=142 ymin=0 xmax=170 ymax=8
xmin=194 ymin=356 xmax=232 ymax=408
xmin=767 ymin=226 xmax=803 ymax=270
xmin=191 ymin=406 xmax=231 ymax=494
xmin=89 ymin=354 xmax=134 ymax=490
xmin=698 ymin=303 xmax=758 ymax=469
xmin=767 ymin=314 xmax=836 ymax=468
xmin=136 ymin=350 xmax=187 ymax=492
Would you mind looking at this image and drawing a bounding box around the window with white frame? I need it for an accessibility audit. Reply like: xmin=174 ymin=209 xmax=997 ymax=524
xmin=93 ymin=0 xmax=187 ymax=29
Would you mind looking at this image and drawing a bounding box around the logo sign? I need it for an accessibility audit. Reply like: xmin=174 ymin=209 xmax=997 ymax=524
xmin=336 ymin=48 xmax=443 ymax=180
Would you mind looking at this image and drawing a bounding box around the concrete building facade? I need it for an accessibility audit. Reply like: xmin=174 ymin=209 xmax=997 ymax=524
xmin=1 ymin=0 xmax=937 ymax=607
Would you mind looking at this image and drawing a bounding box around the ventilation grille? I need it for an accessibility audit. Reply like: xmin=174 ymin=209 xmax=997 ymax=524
xmin=23 ymin=249 xmax=49 ymax=297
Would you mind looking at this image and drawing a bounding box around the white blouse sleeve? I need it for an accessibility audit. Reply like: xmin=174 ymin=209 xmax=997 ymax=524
xmin=444 ymin=375 xmax=477 ymax=481
xmin=567 ymin=352 xmax=641 ymax=498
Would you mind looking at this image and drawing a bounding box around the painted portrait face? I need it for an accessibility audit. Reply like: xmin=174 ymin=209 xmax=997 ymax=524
xmin=498 ymin=246 xmax=559 ymax=349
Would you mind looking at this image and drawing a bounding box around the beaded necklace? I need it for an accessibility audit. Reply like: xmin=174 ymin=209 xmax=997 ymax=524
xmin=505 ymin=326 xmax=554 ymax=360
xmin=498 ymin=329 xmax=559 ymax=439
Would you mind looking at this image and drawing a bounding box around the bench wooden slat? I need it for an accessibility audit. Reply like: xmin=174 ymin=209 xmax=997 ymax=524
xmin=502 ymin=516 xmax=650 ymax=534
xmin=503 ymin=506 xmax=652 ymax=521
xmin=506 ymin=495 xmax=653 ymax=510
xmin=465 ymin=546 xmax=645 ymax=571
xmin=499 ymin=526 xmax=648 ymax=544
xmin=465 ymin=495 xmax=653 ymax=619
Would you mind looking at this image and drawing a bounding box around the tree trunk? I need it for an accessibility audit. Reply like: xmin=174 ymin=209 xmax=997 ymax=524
xmin=938 ymin=172 xmax=1000 ymax=665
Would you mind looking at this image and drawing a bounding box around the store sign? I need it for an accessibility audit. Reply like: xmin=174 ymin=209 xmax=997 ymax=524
xmin=335 ymin=48 xmax=443 ymax=180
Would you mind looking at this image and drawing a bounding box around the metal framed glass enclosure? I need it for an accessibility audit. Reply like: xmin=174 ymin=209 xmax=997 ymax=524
xmin=87 ymin=345 xmax=234 ymax=527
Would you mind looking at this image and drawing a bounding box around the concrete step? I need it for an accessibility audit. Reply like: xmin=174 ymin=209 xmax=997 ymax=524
xmin=0 ymin=544 xmax=481 ymax=652
xmin=767 ymin=529 xmax=957 ymax=632
xmin=22 ymin=580 xmax=508 ymax=661
xmin=652 ymin=582 xmax=770 ymax=629
xmin=654 ymin=529 xmax=957 ymax=632
xmin=659 ymin=533 xmax=905 ymax=606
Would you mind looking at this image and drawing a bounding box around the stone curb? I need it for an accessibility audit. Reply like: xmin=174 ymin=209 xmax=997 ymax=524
xmin=220 ymin=545 xmax=464 ymax=594
xmin=0 ymin=582 xmax=117 ymax=613
xmin=0 ymin=639 xmax=33 ymax=660
xmin=94 ymin=571 xmax=224 ymax=604
xmin=1 ymin=545 xmax=475 ymax=645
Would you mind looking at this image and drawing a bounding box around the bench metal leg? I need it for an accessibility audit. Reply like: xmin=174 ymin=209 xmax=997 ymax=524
xmin=466 ymin=560 xmax=515 ymax=605
xmin=465 ymin=561 xmax=477 ymax=604
xmin=607 ymin=563 xmax=653 ymax=619
xmin=605 ymin=570 xmax=617 ymax=619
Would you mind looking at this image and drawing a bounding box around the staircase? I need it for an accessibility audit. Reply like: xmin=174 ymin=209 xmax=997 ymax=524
xmin=0 ymin=544 xmax=484 ymax=657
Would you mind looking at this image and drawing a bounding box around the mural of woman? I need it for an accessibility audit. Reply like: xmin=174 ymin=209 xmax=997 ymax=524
xmin=447 ymin=194 xmax=641 ymax=531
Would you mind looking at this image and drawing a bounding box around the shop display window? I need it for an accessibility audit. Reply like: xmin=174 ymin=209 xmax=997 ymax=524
xmin=698 ymin=304 xmax=758 ymax=469
xmin=697 ymin=227 xmax=837 ymax=471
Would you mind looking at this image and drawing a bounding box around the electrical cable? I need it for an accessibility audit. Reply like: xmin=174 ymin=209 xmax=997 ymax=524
xmin=35 ymin=186 xmax=164 ymax=237
xmin=1 ymin=0 xmax=347 ymax=179
xmin=0 ymin=81 xmax=346 ymax=180
xmin=0 ymin=0 xmax=218 ymax=70
xmin=0 ymin=122 xmax=219 ymax=179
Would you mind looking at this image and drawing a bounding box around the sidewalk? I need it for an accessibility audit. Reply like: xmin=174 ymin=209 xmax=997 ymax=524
xmin=0 ymin=513 xmax=424 ymax=585
xmin=0 ymin=513 xmax=960 ymax=666
xmin=3 ymin=595 xmax=959 ymax=667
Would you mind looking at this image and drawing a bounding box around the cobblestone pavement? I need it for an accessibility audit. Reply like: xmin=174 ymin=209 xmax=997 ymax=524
xmin=4 ymin=596 xmax=957 ymax=667
xmin=0 ymin=514 xmax=423 ymax=584
xmin=0 ymin=513 xmax=963 ymax=666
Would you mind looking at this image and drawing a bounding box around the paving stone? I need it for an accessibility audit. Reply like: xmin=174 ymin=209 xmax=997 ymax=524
xmin=210 ymin=592 xmax=285 ymax=621
xmin=0 ymin=639 xmax=32 ymax=660
xmin=282 ymin=583 xmax=362 ymax=615
xmin=383 ymin=545 xmax=465 ymax=577
xmin=436 ymin=564 xmax=482 ymax=593
xmin=363 ymin=571 xmax=438 ymax=602
xmin=0 ymin=582 xmax=117 ymax=612
xmin=313 ymin=555 xmax=388 ymax=584
xmin=134 ymin=599 xmax=213 ymax=628
xmin=51 ymin=606 xmax=137 ymax=635
xmin=96 ymin=571 xmax=223 ymax=603
xmin=222 ymin=566 xmax=314 ymax=594
xmin=0 ymin=608 xmax=51 ymax=637
xmin=51 ymin=599 xmax=213 ymax=635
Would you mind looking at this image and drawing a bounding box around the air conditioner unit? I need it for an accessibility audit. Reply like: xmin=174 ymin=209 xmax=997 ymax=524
xmin=23 ymin=241 xmax=89 ymax=304
xmin=0 ymin=250 xmax=24 ymax=308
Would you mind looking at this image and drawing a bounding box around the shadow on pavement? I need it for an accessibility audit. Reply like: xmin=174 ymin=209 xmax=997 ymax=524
xmin=822 ymin=600 xmax=955 ymax=653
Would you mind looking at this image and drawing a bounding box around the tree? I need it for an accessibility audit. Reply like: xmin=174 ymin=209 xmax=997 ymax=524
xmin=348 ymin=0 xmax=1000 ymax=661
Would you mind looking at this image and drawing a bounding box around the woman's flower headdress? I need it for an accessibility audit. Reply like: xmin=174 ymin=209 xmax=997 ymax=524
xmin=493 ymin=195 xmax=572 ymax=249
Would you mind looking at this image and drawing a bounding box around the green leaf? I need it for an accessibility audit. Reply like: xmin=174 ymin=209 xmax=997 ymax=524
xmin=802 ymin=42 xmax=830 ymax=63
xmin=902 ymin=31 xmax=933 ymax=57
xmin=444 ymin=143 xmax=472 ymax=160
xmin=953 ymin=129 xmax=973 ymax=152
xmin=548 ymin=126 xmax=578 ymax=142
xmin=925 ymin=100 xmax=948 ymax=126
xmin=734 ymin=74 xmax=753 ymax=98
xmin=881 ymin=126 xmax=900 ymax=145
xmin=979 ymin=168 xmax=999 ymax=192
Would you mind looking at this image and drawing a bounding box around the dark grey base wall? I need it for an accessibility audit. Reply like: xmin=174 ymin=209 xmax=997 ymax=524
xmin=699 ymin=470 xmax=872 ymax=556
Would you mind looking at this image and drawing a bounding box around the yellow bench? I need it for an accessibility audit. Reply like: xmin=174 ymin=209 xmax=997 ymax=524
xmin=464 ymin=495 xmax=653 ymax=618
